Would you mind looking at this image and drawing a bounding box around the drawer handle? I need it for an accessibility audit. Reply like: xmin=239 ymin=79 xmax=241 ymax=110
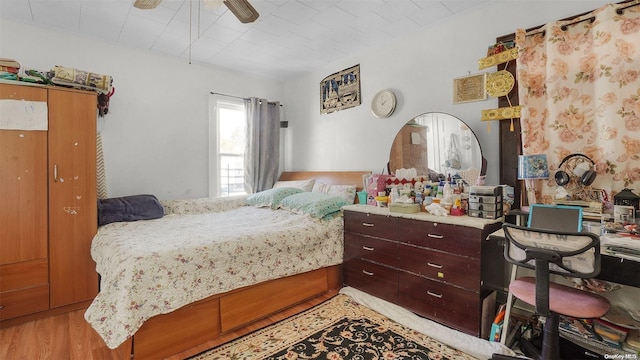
xmin=362 ymin=246 xmax=374 ymax=251
xmin=362 ymin=222 xmax=375 ymax=227
xmin=362 ymin=270 xmax=374 ymax=276
xmin=427 ymin=262 xmax=443 ymax=269
xmin=427 ymin=290 xmax=443 ymax=298
xmin=0 ymin=305 xmax=4 ymax=309
xmin=427 ymin=233 xmax=443 ymax=239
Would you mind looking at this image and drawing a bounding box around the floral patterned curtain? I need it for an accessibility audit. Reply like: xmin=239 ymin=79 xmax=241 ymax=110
xmin=515 ymin=2 xmax=640 ymax=205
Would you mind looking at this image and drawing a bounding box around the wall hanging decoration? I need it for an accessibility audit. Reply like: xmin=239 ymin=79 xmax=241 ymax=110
xmin=479 ymin=41 xmax=519 ymax=132
xmin=452 ymin=73 xmax=487 ymax=104
xmin=485 ymin=70 xmax=515 ymax=98
xmin=320 ymin=64 xmax=361 ymax=115
xmin=481 ymin=106 xmax=521 ymax=121
xmin=478 ymin=43 xmax=518 ymax=69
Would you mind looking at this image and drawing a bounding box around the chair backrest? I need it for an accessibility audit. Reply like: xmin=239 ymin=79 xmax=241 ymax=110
xmin=503 ymin=223 xmax=602 ymax=317
xmin=502 ymin=223 xmax=601 ymax=278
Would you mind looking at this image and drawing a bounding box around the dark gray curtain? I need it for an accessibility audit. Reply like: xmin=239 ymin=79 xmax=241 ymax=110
xmin=244 ymin=98 xmax=280 ymax=193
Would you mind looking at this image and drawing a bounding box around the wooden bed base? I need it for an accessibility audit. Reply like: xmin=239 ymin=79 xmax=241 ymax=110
xmin=116 ymin=171 xmax=371 ymax=359
xmin=121 ymin=265 xmax=341 ymax=359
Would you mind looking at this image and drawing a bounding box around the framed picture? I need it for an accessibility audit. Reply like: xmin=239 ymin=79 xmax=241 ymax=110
xmin=453 ymin=73 xmax=487 ymax=104
xmin=320 ymin=64 xmax=361 ymax=115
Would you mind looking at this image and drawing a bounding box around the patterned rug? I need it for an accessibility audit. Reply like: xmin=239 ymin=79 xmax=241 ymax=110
xmin=189 ymin=294 xmax=478 ymax=360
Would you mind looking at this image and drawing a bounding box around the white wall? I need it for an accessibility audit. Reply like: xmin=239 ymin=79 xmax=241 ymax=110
xmin=1 ymin=1 xmax=610 ymax=199
xmin=282 ymin=0 xmax=611 ymax=186
xmin=1 ymin=19 xmax=283 ymax=200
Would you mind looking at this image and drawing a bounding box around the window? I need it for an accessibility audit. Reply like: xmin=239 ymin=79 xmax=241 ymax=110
xmin=209 ymin=96 xmax=246 ymax=197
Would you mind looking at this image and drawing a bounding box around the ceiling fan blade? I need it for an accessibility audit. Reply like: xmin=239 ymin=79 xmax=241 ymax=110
xmin=223 ymin=0 xmax=259 ymax=23
xmin=133 ymin=0 xmax=162 ymax=9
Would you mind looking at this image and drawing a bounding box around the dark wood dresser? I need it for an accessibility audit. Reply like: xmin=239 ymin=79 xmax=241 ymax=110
xmin=342 ymin=205 xmax=504 ymax=337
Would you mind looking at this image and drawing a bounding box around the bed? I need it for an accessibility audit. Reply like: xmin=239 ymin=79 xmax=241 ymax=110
xmin=85 ymin=171 xmax=370 ymax=359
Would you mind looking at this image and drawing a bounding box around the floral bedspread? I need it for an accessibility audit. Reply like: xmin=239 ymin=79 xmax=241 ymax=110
xmin=84 ymin=197 xmax=344 ymax=349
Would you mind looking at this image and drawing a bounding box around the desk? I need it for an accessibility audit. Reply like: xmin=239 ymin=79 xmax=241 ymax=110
xmin=599 ymin=252 xmax=640 ymax=287
xmin=488 ymin=229 xmax=640 ymax=346
xmin=489 ymin=229 xmax=640 ymax=287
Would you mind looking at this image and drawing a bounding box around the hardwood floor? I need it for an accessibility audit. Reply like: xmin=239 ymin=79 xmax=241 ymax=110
xmin=0 ymin=290 xmax=338 ymax=360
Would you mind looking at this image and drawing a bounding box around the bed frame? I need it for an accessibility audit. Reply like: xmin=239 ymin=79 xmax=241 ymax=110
xmin=111 ymin=170 xmax=370 ymax=359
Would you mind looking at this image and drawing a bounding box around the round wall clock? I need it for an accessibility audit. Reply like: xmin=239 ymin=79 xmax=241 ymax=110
xmin=371 ymin=89 xmax=397 ymax=118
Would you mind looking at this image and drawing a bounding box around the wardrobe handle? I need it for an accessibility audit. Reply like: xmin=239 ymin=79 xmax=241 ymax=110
xmin=362 ymin=222 xmax=374 ymax=227
xmin=53 ymin=164 xmax=58 ymax=182
xmin=362 ymin=270 xmax=374 ymax=276
xmin=427 ymin=291 xmax=443 ymax=298
xmin=362 ymin=246 xmax=374 ymax=251
xmin=427 ymin=262 xmax=443 ymax=269
xmin=427 ymin=233 xmax=443 ymax=239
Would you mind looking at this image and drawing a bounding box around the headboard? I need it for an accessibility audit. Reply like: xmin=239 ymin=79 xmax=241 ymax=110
xmin=278 ymin=171 xmax=371 ymax=203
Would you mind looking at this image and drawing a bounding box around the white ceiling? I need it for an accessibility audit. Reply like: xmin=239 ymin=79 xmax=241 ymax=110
xmin=0 ymin=0 xmax=493 ymax=79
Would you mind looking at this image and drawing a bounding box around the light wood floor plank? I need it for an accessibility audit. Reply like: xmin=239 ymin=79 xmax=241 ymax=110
xmin=33 ymin=315 xmax=58 ymax=360
xmin=0 ymin=290 xmax=338 ymax=360
xmin=51 ymin=313 xmax=71 ymax=360
xmin=0 ymin=325 xmax=17 ymax=358
xmin=68 ymin=310 xmax=92 ymax=360
xmin=8 ymin=320 xmax=35 ymax=359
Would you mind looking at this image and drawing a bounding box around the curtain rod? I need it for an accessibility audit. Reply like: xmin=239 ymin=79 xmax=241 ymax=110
xmin=560 ymin=16 xmax=595 ymax=31
xmin=524 ymin=15 xmax=595 ymax=37
xmin=617 ymin=0 xmax=640 ymax=14
xmin=210 ymin=92 xmax=283 ymax=107
xmin=524 ymin=0 xmax=639 ymax=37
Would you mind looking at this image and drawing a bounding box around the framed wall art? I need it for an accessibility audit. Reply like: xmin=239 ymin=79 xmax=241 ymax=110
xmin=320 ymin=64 xmax=361 ymax=115
xmin=453 ymin=73 xmax=487 ymax=104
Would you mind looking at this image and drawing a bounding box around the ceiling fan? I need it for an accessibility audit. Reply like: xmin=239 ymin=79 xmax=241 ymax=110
xmin=133 ymin=0 xmax=259 ymax=23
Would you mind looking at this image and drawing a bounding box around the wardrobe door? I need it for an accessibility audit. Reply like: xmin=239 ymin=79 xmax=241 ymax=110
xmin=0 ymin=84 xmax=50 ymax=319
xmin=48 ymin=88 xmax=98 ymax=308
xmin=0 ymin=84 xmax=48 ymax=265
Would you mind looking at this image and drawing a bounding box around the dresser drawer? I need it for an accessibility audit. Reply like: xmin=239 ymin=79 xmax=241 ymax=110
xmin=399 ymin=218 xmax=482 ymax=258
xmin=344 ymin=233 xmax=398 ymax=266
xmin=344 ymin=211 xmax=398 ymax=240
xmin=344 ymin=258 xmax=398 ymax=304
xmin=0 ymin=259 xmax=48 ymax=292
xmin=396 ymin=245 xmax=481 ymax=291
xmin=0 ymin=284 xmax=49 ymax=320
xmin=398 ymin=272 xmax=480 ymax=336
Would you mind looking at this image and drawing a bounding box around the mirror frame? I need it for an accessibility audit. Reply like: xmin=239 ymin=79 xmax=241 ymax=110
xmin=388 ymin=112 xmax=486 ymax=181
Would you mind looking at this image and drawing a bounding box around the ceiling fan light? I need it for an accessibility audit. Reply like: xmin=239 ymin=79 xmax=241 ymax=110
xmin=223 ymin=0 xmax=259 ymax=23
xmin=133 ymin=0 xmax=162 ymax=9
xmin=203 ymin=0 xmax=225 ymax=10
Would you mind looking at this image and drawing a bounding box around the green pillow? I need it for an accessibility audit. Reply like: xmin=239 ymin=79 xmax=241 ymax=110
xmin=280 ymin=192 xmax=349 ymax=219
xmin=245 ymin=187 xmax=303 ymax=209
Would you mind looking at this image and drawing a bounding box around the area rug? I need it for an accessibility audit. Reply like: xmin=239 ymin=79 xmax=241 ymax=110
xmin=188 ymin=294 xmax=478 ymax=360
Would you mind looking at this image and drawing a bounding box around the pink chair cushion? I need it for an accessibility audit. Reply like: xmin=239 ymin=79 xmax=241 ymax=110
xmin=510 ymin=276 xmax=611 ymax=319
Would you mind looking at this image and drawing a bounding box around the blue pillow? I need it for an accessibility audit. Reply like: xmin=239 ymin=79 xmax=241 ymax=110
xmin=245 ymin=187 xmax=303 ymax=209
xmin=279 ymin=192 xmax=349 ymax=219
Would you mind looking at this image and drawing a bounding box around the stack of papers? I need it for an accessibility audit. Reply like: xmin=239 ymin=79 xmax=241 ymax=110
xmin=600 ymin=233 xmax=640 ymax=261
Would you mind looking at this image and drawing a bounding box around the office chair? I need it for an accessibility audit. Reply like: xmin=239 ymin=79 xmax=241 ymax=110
xmin=493 ymin=224 xmax=611 ymax=360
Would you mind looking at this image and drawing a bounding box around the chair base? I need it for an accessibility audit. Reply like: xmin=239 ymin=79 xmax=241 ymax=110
xmin=492 ymin=313 xmax=560 ymax=360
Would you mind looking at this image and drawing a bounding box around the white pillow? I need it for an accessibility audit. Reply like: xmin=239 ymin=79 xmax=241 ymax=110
xmin=273 ymin=178 xmax=315 ymax=192
xmin=312 ymin=182 xmax=357 ymax=203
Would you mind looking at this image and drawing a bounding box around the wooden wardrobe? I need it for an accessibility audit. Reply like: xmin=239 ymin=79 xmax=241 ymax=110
xmin=0 ymin=82 xmax=98 ymax=323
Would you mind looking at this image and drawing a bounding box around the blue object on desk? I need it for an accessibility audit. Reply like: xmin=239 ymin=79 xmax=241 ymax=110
xmin=527 ymin=204 xmax=583 ymax=232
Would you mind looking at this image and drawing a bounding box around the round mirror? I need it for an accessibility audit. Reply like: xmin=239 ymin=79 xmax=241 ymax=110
xmin=388 ymin=112 xmax=485 ymax=184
